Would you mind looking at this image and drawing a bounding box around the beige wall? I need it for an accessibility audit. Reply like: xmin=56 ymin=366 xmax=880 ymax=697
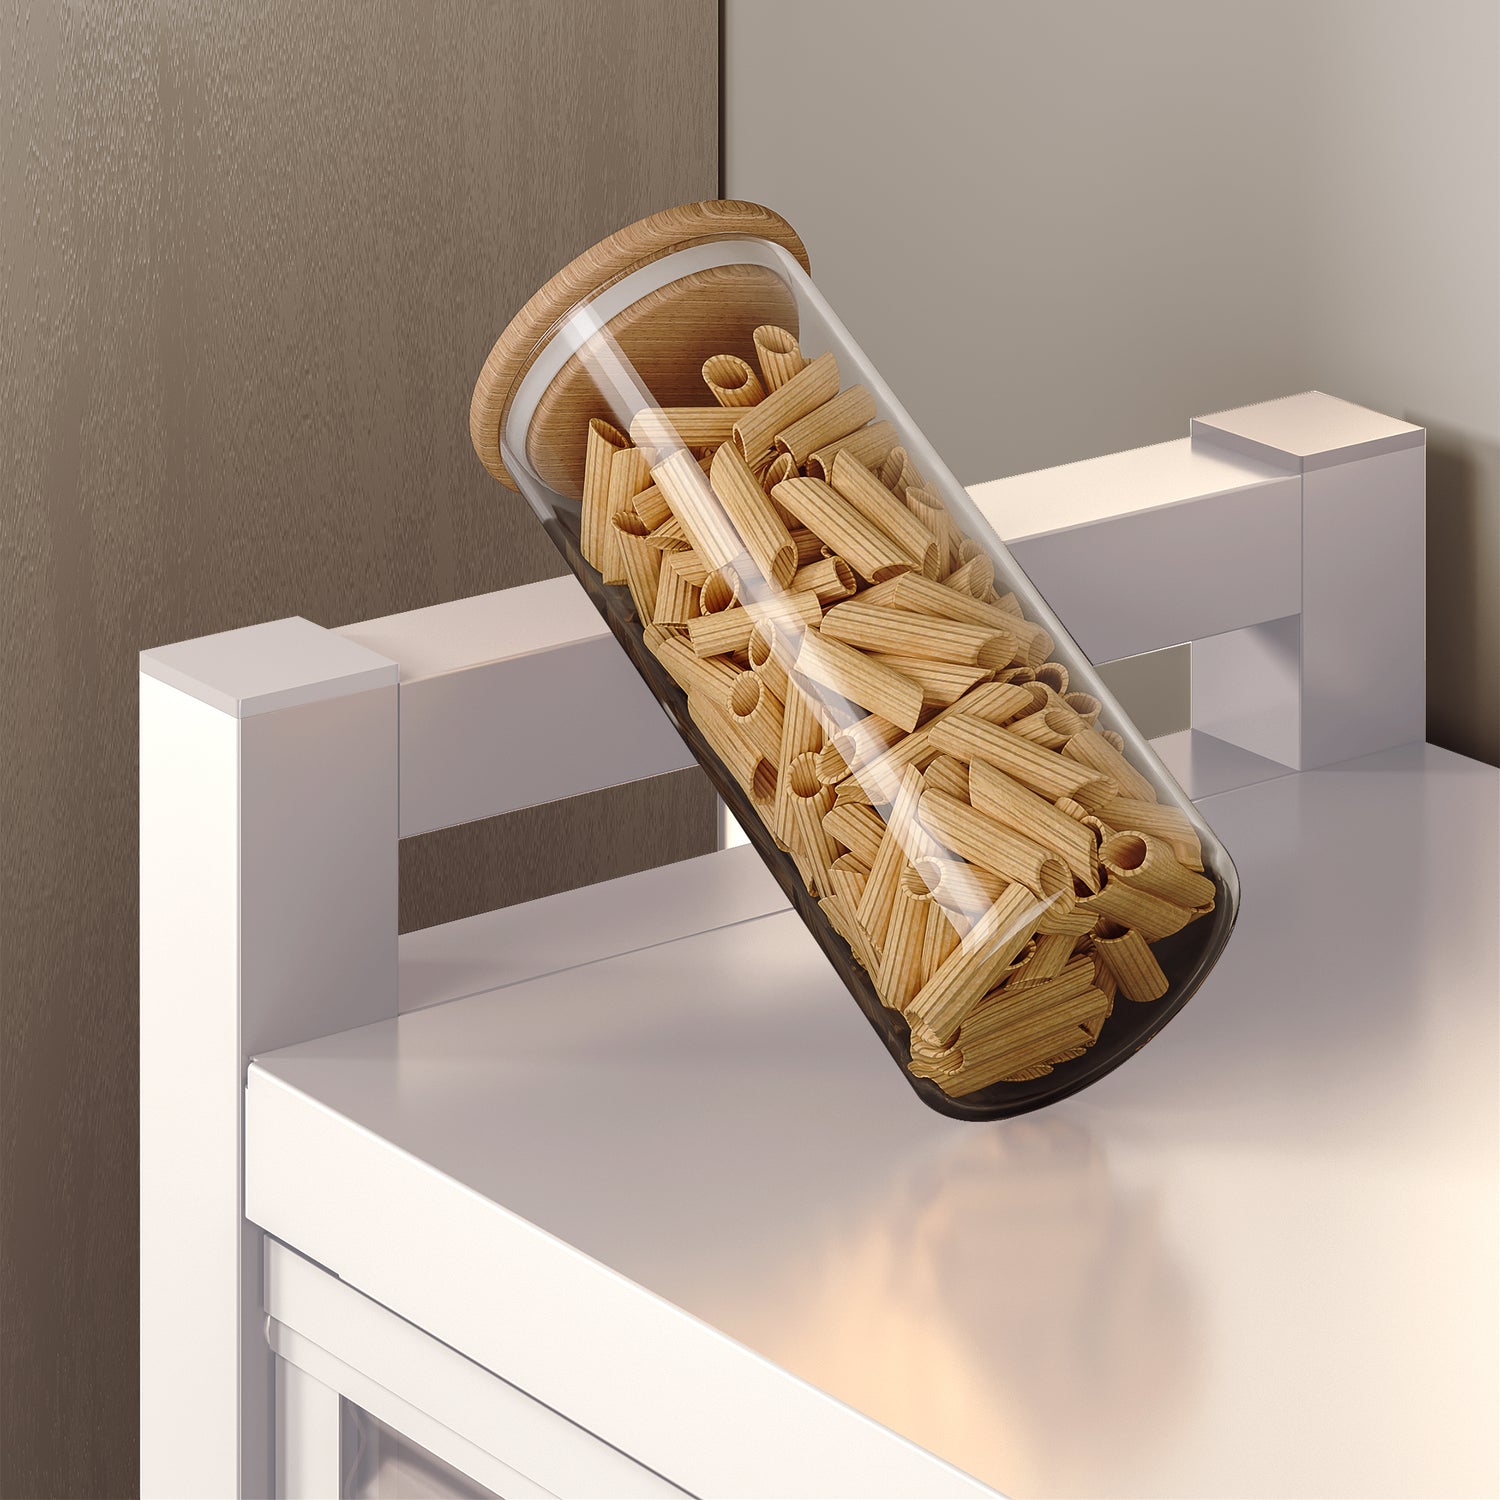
xmin=0 ymin=5 xmax=716 ymax=1494
xmin=726 ymin=0 xmax=1498 ymax=765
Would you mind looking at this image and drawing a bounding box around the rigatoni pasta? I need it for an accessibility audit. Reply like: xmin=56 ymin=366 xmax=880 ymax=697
xmin=651 ymin=448 xmax=747 ymax=575
xmin=928 ymin=715 xmax=1114 ymax=804
xmin=1079 ymin=880 xmax=1200 ymax=943
xmin=904 ymin=486 xmax=960 ymax=573
xmin=629 ymin=406 xmax=741 ymax=456
xmin=774 ymin=385 xmax=877 ymax=467
xmin=943 ymin=551 xmax=995 ymax=600
xmin=1099 ymin=830 xmax=1215 ymax=909
xmin=652 ymin=552 xmax=701 ymax=625
xmin=878 ymin=878 xmax=934 ymax=1011
xmin=733 ymin=351 xmax=840 ymax=469
xmin=702 ymin=353 xmax=766 ymax=408
xmin=795 ymin=626 xmax=926 ymax=733
xmin=880 ymin=444 xmax=922 ymax=499
xmin=708 ymin=443 xmax=799 ymax=589
xmin=601 ymin=446 xmax=652 ymax=586
xmin=867 ymin=654 xmax=992 ymax=710
xmin=792 ymin=555 xmax=858 ymax=606
xmin=688 ymin=691 xmax=778 ymax=816
xmin=931 ymin=961 xmax=1110 ymax=1090
xmin=820 ymin=599 xmax=1015 ymax=669
xmin=774 ymin=682 xmax=828 ymax=845
xmin=785 ymin=754 xmax=838 ymax=894
xmin=881 ymin=572 xmax=1055 ymax=666
xmin=814 ymin=739 xmax=852 ymax=787
xmin=559 ymin=323 xmax=1218 ymax=1101
xmin=921 ymin=754 xmax=971 ymax=803
xmin=828 ymin=853 xmax=870 ymax=911
xmin=910 ymin=853 xmax=1003 ymax=931
xmin=613 ymin=515 xmax=662 ymax=622
xmin=916 ymin=789 xmax=1074 ymax=904
xmin=805 ymin=419 xmax=901 ymax=482
xmin=1093 ymin=922 xmax=1169 ymax=1003
xmin=1094 ymin=795 xmax=1204 ymax=868
xmin=580 ymin=419 xmax=629 ymax=575
xmin=753 ymin=324 xmax=806 ymax=392
xmin=684 ymin=588 xmax=822 ymax=659
xmin=1063 ymin=727 xmax=1157 ymax=803
xmin=823 ymin=802 xmax=887 ymax=869
xmin=829 ymin=451 xmax=945 ymax=579
xmin=856 ymin=765 xmax=937 ymax=951
xmin=967 ymin=759 xmax=1100 ymax=892
xmin=746 ymin=622 xmax=790 ymax=700
xmin=919 ymin=896 xmax=963 ymax=981
xmin=772 ymin=477 xmax=922 ymax=584
xmin=905 ymin=884 xmax=1052 ymax=1046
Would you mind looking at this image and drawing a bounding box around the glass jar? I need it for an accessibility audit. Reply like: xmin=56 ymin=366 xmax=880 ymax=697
xmin=470 ymin=200 xmax=1238 ymax=1119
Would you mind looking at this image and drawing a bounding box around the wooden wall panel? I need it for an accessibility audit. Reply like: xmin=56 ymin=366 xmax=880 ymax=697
xmin=0 ymin=3 xmax=717 ymax=1493
xmin=398 ymin=774 xmax=719 ymax=936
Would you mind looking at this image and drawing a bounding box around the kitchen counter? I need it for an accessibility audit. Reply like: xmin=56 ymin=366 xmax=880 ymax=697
xmin=247 ymin=741 xmax=1498 ymax=1498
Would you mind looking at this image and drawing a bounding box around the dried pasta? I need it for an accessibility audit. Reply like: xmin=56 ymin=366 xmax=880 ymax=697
xmin=775 ymin=386 xmax=877 ymax=467
xmin=580 ymin=419 xmax=629 ymax=574
xmin=795 ymin=626 xmax=926 ymax=733
xmin=703 ymin=353 xmax=766 ymax=408
xmin=753 ymin=324 xmax=806 ymax=392
xmin=827 ymin=451 xmax=944 ymax=579
xmin=562 ymin=327 xmax=1219 ymax=1099
xmin=734 ymin=351 xmax=840 ymax=469
xmin=772 ymin=477 xmax=921 ymax=584
xmin=1093 ymin=922 xmax=1169 ymax=1003
xmin=805 ymin=420 xmax=901 ymax=482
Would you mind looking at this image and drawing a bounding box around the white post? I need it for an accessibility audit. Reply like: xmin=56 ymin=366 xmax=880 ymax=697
xmin=274 ymin=1361 xmax=343 ymax=1500
xmin=140 ymin=617 xmax=399 ymax=1498
xmin=1190 ymin=391 xmax=1426 ymax=768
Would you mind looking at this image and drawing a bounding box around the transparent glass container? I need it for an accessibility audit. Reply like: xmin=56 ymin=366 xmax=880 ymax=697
xmin=470 ymin=201 xmax=1238 ymax=1120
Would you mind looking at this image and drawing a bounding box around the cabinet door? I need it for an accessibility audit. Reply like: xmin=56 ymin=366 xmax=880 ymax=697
xmin=266 ymin=1243 xmax=688 ymax=1500
xmin=342 ymin=1405 xmax=506 ymax=1500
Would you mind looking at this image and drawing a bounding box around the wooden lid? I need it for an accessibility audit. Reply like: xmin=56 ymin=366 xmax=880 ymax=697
xmin=469 ymin=200 xmax=810 ymax=493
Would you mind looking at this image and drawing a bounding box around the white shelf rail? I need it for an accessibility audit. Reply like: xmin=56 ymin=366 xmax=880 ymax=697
xmin=139 ymin=392 xmax=1423 ymax=1496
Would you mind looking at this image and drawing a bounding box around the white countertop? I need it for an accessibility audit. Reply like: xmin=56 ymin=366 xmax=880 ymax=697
xmin=249 ymin=743 xmax=1499 ymax=1498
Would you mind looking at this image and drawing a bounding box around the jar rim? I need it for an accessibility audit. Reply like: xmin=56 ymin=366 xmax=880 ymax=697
xmin=469 ymin=200 xmax=809 ymax=491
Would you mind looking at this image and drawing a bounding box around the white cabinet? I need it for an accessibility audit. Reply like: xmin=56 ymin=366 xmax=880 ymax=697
xmin=141 ymin=395 xmax=1499 ymax=1498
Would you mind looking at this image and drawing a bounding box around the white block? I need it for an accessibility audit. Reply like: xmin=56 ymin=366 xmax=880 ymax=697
xmin=274 ymin=1359 xmax=342 ymax=1500
xmin=140 ymin=620 xmax=399 ymax=1499
xmin=1300 ymin=445 xmax=1426 ymax=765
xmin=141 ymin=614 xmax=396 ymax=717
xmin=1192 ymin=614 xmax=1304 ymax=770
xmin=1192 ymin=392 xmax=1426 ymax=768
xmin=140 ymin=681 xmax=243 ymax=1497
xmin=1190 ymin=388 xmax=1423 ymax=471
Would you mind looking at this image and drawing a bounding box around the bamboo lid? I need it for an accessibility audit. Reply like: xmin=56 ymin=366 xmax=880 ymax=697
xmin=469 ymin=200 xmax=810 ymax=495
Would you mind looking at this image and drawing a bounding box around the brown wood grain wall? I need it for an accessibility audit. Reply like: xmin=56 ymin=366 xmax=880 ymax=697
xmin=0 ymin=4 xmax=717 ymax=1494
